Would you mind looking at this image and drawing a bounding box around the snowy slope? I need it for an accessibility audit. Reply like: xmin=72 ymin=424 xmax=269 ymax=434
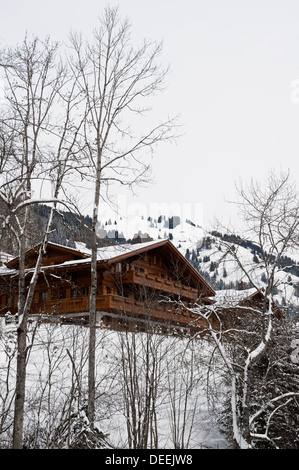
xmin=97 ymin=214 xmax=204 ymax=254
xmin=97 ymin=214 xmax=299 ymax=310
xmin=0 ymin=322 xmax=229 ymax=449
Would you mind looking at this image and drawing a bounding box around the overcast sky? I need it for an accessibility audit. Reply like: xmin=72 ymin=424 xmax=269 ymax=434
xmin=1 ymin=0 xmax=299 ymax=232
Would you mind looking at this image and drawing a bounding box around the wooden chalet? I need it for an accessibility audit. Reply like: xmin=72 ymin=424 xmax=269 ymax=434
xmin=213 ymin=288 xmax=284 ymax=335
xmin=0 ymin=239 xmax=216 ymax=334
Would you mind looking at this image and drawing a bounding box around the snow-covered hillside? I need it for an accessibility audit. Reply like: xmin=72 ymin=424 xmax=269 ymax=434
xmin=97 ymin=214 xmax=299 ymax=312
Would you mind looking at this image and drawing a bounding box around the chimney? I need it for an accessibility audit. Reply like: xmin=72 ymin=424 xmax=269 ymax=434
xmin=131 ymin=232 xmax=153 ymax=244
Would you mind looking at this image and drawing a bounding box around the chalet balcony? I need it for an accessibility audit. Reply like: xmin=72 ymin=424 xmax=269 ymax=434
xmin=121 ymin=270 xmax=199 ymax=300
xmin=2 ymin=293 xmax=200 ymax=329
xmin=0 ymin=238 xmax=215 ymax=334
xmin=94 ymin=294 xmax=188 ymax=325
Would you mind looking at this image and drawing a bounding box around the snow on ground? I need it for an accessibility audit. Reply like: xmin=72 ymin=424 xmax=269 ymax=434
xmin=2 ymin=215 xmax=298 ymax=448
xmin=0 ymin=321 xmax=230 ymax=449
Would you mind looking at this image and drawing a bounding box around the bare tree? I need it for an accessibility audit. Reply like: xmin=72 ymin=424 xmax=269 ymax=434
xmin=0 ymin=35 xmax=85 ymax=448
xmin=118 ymin=328 xmax=166 ymax=449
xmin=0 ymin=319 xmax=16 ymax=447
xmin=233 ymin=170 xmax=299 ymax=302
xmin=165 ymin=340 xmax=200 ymax=449
xmin=68 ymin=5 xmax=178 ymax=429
xmin=184 ymin=170 xmax=299 ymax=448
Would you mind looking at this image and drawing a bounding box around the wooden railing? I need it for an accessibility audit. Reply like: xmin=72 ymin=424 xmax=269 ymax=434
xmin=1 ymin=294 xmax=203 ymax=329
xmin=121 ymin=270 xmax=199 ymax=300
xmin=95 ymin=294 xmax=185 ymax=324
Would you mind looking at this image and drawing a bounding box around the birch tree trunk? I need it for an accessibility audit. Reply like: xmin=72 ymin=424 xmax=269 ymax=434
xmin=0 ymin=35 xmax=84 ymax=448
xmin=69 ymin=5 xmax=178 ymax=429
xmin=87 ymin=172 xmax=101 ymax=429
xmin=185 ymin=170 xmax=299 ymax=448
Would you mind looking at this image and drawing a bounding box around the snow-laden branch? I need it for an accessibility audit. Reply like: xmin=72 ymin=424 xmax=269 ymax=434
xmin=12 ymin=198 xmax=67 ymax=214
xmin=250 ymin=392 xmax=299 ymax=427
xmin=178 ymin=295 xmax=282 ymax=449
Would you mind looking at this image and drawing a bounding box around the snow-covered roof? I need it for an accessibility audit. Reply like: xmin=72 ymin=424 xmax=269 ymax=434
xmin=45 ymin=241 xmax=91 ymax=256
xmin=0 ymin=251 xmax=13 ymax=260
xmin=96 ymin=239 xmax=167 ymax=261
xmin=0 ymin=266 xmax=16 ymax=275
xmin=214 ymin=288 xmax=258 ymax=306
xmin=44 ymin=239 xmax=167 ymax=267
xmin=2 ymin=240 xmax=168 ymax=272
xmin=5 ymin=241 xmax=91 ymax=270
xmin=0 ymin=238 xmax=216 ymax=297
xmin=0 ymin=252 xmax=16 ymax=275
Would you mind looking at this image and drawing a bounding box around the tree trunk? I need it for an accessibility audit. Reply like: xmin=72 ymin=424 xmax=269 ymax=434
xmin=12 ymin=203 xmax=29 ymax=449
xmin=87 ymin=171 xmax=101 ymax=430
xmin=12 ymin=318 xmax=28 ymax=449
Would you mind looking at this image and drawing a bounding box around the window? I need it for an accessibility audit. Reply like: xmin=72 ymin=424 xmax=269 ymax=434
xmin=59 ymin=288 xmax=65 ymax=299
xmin=81 ymin=286 xmax=89 ymax=297
xmin=39 ymin=292 xmax=48 ymax=302
xmin=71 ymin=286 xmax=89 ymax=298
xmin=72 ymin=288 xmax=79 ymax=298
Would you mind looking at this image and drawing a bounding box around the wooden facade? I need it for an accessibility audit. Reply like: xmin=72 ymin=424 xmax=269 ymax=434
xmin=0 ymin=239 xmax=216 ymax=334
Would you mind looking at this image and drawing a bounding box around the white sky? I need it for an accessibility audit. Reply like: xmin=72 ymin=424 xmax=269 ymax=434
xmin=1 ymin=0 xmax=299 ymax=232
